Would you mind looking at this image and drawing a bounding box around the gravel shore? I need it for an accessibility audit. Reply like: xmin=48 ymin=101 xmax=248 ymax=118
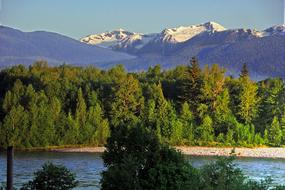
xmin=51 ymin=146 xmax=285 ymax=159
xmin=176 ymin=147 xmax=285 ymax=158
xmin=52 ymin=147 xmax=106 ymax=153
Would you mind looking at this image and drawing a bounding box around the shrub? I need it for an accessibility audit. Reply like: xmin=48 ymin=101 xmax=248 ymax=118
xmin=200 ymin=157 xmax=247 ymax=190
xmin=21 ymin=162 xmax=78 ymax=190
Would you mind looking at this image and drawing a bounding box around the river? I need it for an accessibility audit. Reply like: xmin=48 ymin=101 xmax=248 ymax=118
xmin=1 ymin=151 xmax=285 ymax=189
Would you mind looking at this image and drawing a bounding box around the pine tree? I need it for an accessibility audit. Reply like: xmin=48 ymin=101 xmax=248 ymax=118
xmin=179 ymin=102 xmax=195 ymax=142
xmin=64 ymin=112 xmax=79 ymax=145
xmin=254 ymin=133 xmax=264 ymax=145
xmin=268 ymin=116 xmax=282 ymax=146
xmin=240 ymin=63 xmax=249 ymax=78
xmin=197 ymin=115 xmax=214 ymax=143
xmin=1 ymin=105 xmax=28 ymax=147
xmin=256 ymin=79 xmax=285 ymax=132
xmin=217 ymin=133 xmax=225 ymax=143
xmin=75 ymin=88 xmax=87 ymax=127
xmin=110 ymin=75 xmax=144 ymax=126
xmin=202 ymin=64 xmax=226 ymax=113
xmin=144 ymin=83 xmax=169 ymax=139
xmin=160 ymin=102 xmax=178 ymax=140
xmin=236 ymin=123 xmax=255 ymax=146
xmin=170 ymin=119 xmax=183 ymax=145
xmin=214 ymin=89 xmax=231 ymax=132
xmin=146 ymin=65 xmax=161 ymax=82
xmin=263 ymin=129 xmax=269 ymax=144
xmin=87 ymin=104 xmax=110 ymax=145
xmin=280 ymin=112 xmax=285 ymax=144
xmin=2 ymin=80 xmax=25 ymax=113
xmin=177 ymin=57 xmax=203 ymax=112
xmin=143 ymin=99 xmax=157 ymax=129
xmin=225 ymin=129 xmax=235 ymax=145
xmin=237 ymin=72 xmax=259 ymax=124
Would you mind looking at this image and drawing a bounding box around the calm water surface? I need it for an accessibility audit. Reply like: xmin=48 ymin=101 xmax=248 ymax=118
xmin=1 ymin=151 xmax=285 ymax=189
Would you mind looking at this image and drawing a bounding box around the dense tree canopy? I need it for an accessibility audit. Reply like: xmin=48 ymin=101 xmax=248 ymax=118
xmin=0 ymin=59 xmax=285 ymax=148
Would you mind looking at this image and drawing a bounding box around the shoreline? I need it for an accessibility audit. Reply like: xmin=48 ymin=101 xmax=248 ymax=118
xmin=47 ymin=146 xmax=285 ymax=159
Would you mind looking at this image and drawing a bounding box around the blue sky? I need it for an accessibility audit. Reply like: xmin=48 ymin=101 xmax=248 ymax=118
xmin=0 ymin=0 xmax=284 ymax=39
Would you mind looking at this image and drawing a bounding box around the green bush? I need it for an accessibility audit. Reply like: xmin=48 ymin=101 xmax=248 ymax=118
xmin=21 ymin=162 xmax=78 ymax=190
xmin=199 ymin=157 xmax=285 ymax=190
xmin=200 ymin=157 xmax=248 ymax=190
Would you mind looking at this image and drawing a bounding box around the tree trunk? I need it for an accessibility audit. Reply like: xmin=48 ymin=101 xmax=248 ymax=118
xmin=7 ymin=146 xmax=13 ymax=190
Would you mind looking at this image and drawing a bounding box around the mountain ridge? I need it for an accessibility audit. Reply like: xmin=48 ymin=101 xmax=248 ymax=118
xmin=1 ymin=22 xmax=285 ymax=79
xmin=80 ymin=22 xmax=227 ymax=51
xmin=79 ymin=22 xmax=285 ymax=79
xmin=80 ymin=22 xmax=285 ymax=52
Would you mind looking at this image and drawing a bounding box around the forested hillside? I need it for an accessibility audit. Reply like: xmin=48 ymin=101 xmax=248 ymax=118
xmin=0 ymin=58 xmax=284 ymax=148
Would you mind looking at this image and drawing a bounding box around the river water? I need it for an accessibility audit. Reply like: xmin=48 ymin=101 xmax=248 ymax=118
xmin=1 ymin=151 xmax=285 ymax=189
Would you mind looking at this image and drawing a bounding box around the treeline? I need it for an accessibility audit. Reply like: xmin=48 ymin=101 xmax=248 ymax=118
xmin=0 ymin=58 xmax=285 ymax=148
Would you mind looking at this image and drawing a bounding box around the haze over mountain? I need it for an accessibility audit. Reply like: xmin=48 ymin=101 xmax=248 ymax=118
xmin=1 ymin=22 xmax=285 ymax=79
xmin=0 ymin=25 xmax=134 ymax=68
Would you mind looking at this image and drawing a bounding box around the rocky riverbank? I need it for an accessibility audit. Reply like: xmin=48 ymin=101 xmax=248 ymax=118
xmin=176 ymin=147 xmax=285 ymax=158
xmin=50 ymin=146 xmax=285 ymax=159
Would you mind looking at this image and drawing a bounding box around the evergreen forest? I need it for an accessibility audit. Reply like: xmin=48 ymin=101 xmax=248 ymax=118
xmin=1 ymin=58 xmax=284 ymax=148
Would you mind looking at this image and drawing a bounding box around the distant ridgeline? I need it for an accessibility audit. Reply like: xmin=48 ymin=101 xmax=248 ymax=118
xmin=0 ymin=59 xmax=285 ymax=148
xmin=1 ymin=23 xmax=285 ymax=80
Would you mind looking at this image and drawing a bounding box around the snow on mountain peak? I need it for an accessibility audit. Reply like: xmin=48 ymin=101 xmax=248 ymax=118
xmin=156 ymin=22 xmax=226 ymax=43
xmin=80 ymin=29 xmax=135 ymax=47
xmin=80 ymin=29 xmax=155 ymax=51
xmin=81 ymin=22 xmax=227 ymax=48
xmin=80 ymin=22 xmax=285 ymax=51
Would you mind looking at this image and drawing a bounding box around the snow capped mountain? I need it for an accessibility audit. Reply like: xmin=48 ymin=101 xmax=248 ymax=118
xmin=49 ymin=21 xmax=285 ymax=78
xmin=80 ymin=28 xmax=157 ymax=53
xmin=80 ymin=29 xmax=136 ymax=48
xmin=81 ymin=22 xmax=285 ymax=52
xmin=81 ymin=22 xmax=226 ymax=51
xmin=135 ymin=22 xmax=227 ymax=55
xmin=153 ymin=22 xmax=226 ymax=44
xmin=80 ymin=22 xmax=285 ymax=58
xmin=1 ymin=22 xmax=285 ymax=79
xmin=81 ymin=22 xmax=285 ymax=54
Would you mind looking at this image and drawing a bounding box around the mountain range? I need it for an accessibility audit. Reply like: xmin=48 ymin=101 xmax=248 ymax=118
xmin=81 ymin=22 xmax=226 ymax=54
xmin=1 ymin=22 xmax=285 ymax=79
